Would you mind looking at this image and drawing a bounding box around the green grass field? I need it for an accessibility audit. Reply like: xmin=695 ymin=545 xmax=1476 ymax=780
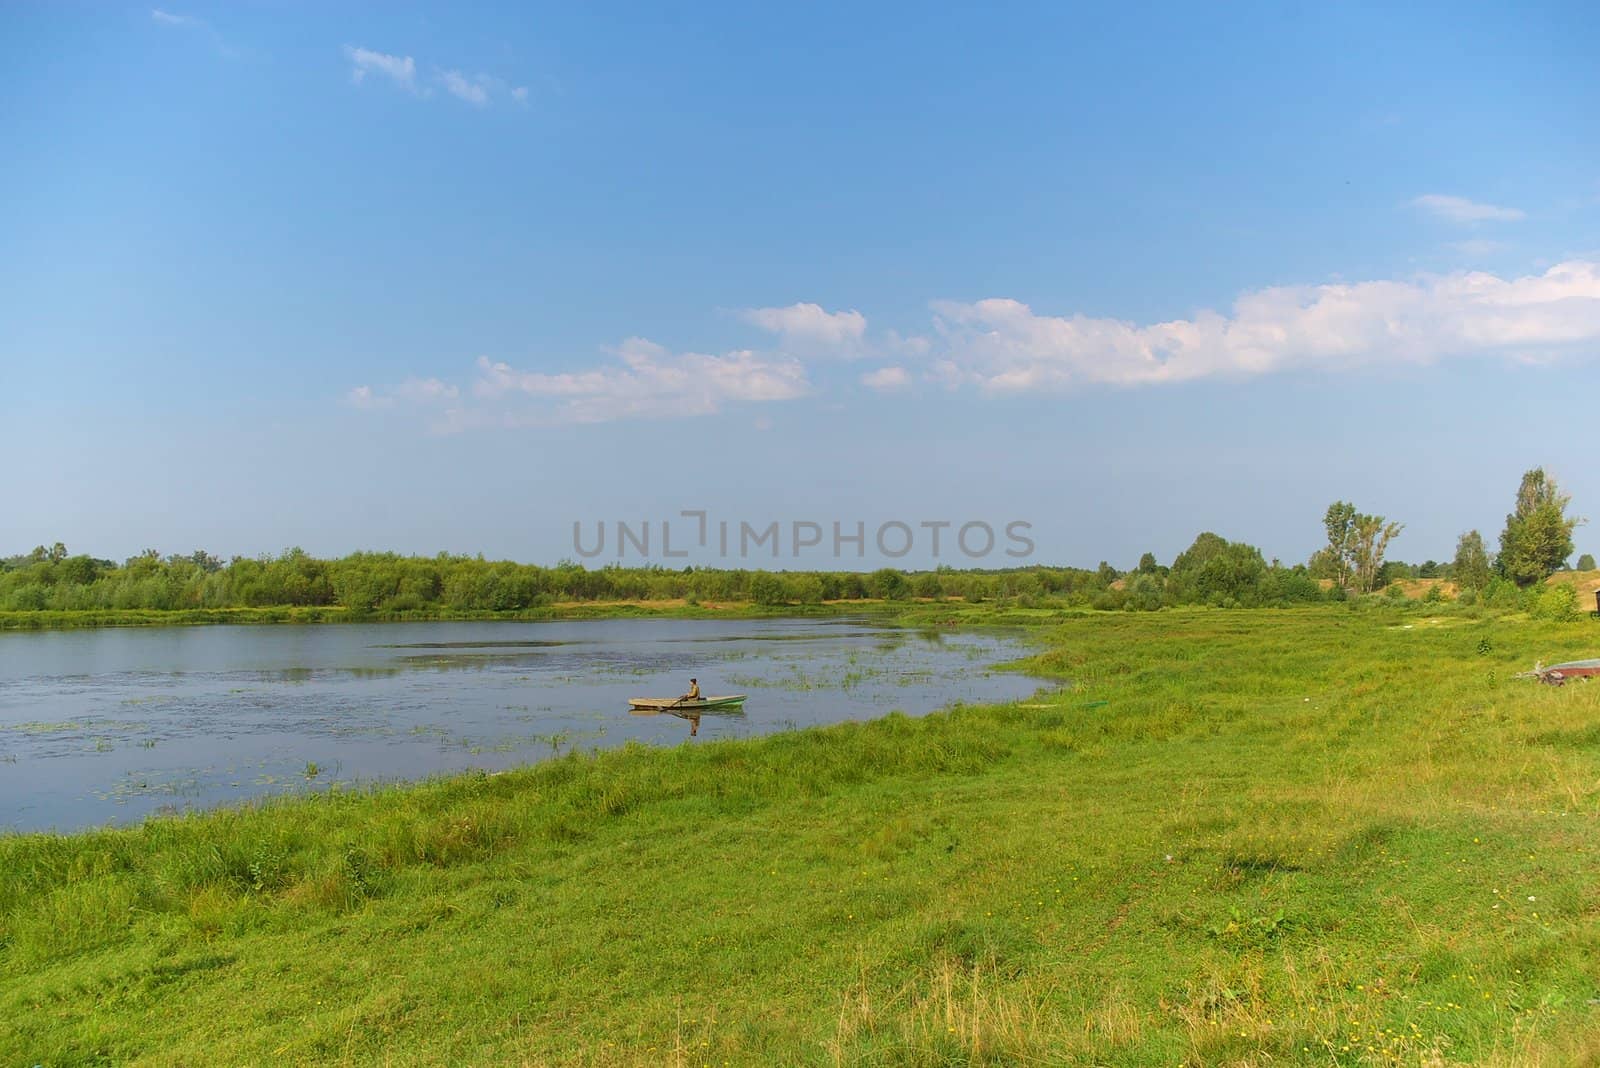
xmin=5 ymin=606 xmax=1600 ymax=1065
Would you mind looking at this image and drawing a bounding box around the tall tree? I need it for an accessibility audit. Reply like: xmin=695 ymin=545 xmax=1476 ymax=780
xmin=1320 ymin=501 xmax=1400 ymax=592
xmin=1452 ymin=530 xmax=1492 ymax=592
xmin=1352 ymin=514 xmax=1403 ymax=593
xmin=1321 ymin=502 xmax=1357 ymax=589
xmin=1498 ymin=468 xmax=1580 ymax=586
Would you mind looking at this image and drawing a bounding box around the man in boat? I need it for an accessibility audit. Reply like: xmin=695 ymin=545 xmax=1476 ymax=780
xmin=681 ymin=678 xmax=701 ymax=702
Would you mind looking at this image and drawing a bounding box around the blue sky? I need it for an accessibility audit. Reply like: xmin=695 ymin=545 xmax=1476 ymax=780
xmin=4 ymin=2 xmax=1598 ymax=569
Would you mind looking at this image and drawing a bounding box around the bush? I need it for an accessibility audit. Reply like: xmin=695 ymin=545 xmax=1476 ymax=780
xmin=869 ymin=569 xmax=909 ymax=601
xmin=1091 ymin=590 xmax=1125 ymax=612
xmin=1482 ymin=577 xmax=1527 ymax=611
xmin=1123 ymin=574 xmax=1163 ymax=612
xmin=791 ymin=574 xmax=825 ymax=605
xmin=1532 ymin=584 xmax=1579 ymax=622
xmin=748 ymin=573 xmax=787 ymax=606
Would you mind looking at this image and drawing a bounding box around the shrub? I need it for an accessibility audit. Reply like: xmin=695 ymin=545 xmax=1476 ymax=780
xmin=1532 ymin=584 xmax=1579 ymax=622
xmin=1123 ymin=574 xmax=1163 ymax=612
xmin=748 ymin=573 xmax=787 ymax=606
xmin=1091 ymin=590 xmax=1125 ymax=611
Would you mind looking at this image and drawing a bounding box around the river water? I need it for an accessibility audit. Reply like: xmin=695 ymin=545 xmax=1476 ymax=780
xmin=0 ymin=618 xmax=1042 ymax=833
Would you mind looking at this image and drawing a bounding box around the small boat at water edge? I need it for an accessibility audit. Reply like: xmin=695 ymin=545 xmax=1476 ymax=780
xmin=1518 ymin=659 xmax=1600 ymax=685
xmin=628 ymin=695 xmax=748 ymax=712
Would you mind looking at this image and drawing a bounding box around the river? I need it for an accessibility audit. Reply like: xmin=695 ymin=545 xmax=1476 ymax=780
xmin=0 ymin=617 xmax=1042 ymax=832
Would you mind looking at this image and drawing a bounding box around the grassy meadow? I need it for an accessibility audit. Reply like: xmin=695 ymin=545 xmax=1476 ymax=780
xmin=5 ymin=605 xmax=1600 ymax=1065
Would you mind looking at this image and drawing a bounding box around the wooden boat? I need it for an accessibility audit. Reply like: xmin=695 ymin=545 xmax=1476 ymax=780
xmin=628 ymin=695 xmax=748 ymax=712
xmin=1519 ymin=659 xmax=1600 ymax=685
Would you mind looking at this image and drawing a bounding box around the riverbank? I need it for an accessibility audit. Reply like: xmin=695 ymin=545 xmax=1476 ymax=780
xmin=5 ymin=607 xmax=1600 ymax=1063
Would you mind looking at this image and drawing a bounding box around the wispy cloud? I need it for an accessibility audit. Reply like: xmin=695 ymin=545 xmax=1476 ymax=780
xmin=151 ymin=8 xmax=233 ymax=56
xmin=354 ymin=340 xmax=808 ymax=431
xmin=344 ymin=46 xmax=529 ymax=108
xmin=439 ymin=70 xmax=490 ymax=106
xmin=344 ymin=378 xmax=459 ymax=410
xmin=345 ymin=46 xmax=417 ymax=92
xmin=471 ymin=339 xmax=809 ymax=424
xmin=1412 ymin=193 xmax=1526 ymax=224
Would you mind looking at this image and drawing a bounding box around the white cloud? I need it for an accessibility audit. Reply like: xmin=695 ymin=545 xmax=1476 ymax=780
xmin=345 ymin=46 xmax=416 ymax=92
xmin=345 ymin=377 xmax=459 ymax=411
xmin=394 ymin=377 xmax=460 ymax=402
xmin=860 ymin=366 xmax=911 ymax=391
xmin=1412 ymin=194 xmax=1526 ymax=224
xmin=352 ymin=260 xmax=1600 ymax=429
xmin=343 ymin=49 xmax=528 ymax=108
xmin=152 ymin=8 xmax=234 ymax=56
xmin=741 ymin=302 xmax=867 ymax=352
xmin=439 ymin=70 xmax=490 ymax=106
xmin=472 ymin=339 xmax=809 ymax=423
xmin=345 ymin=385 xmax=386 ymax=410
xmin=928 ymin=261 xmax=1600 ymax=392
xmin=356 ymin=341 xmax=808 ymax=430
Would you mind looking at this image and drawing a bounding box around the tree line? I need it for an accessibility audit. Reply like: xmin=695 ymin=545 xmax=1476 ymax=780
xmin=2 ymin=468 xmax=1585 ymax=616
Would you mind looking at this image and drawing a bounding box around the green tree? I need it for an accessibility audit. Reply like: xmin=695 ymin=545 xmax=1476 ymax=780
xmin=748 ymin=573 xmax=787 ymax=605
xmin=1351 ymin=514 xmax=1403 ymax=594
xmin=1498 ymin=468 xmax=1580 ymax=586
xmin=1576 ymin=553 xmax=1595 ymax=571
xmin=1169 ymin=532 xmax=1266 ymax=605
xmin=868 ymin=568 xmax=909 ymax=601
xmin=1321 ymin=502 xmax=1357 ymax=589
xmin=1123 ymin=573 xmax=1163 ymax=611
xmin=1452 ymin=530 xmax=1491 ymax=592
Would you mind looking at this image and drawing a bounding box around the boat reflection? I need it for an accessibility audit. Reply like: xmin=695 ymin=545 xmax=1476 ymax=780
xmin=627 ymin=703 xmax=750 ymax=737
xmin=628 ymin=706 xmax=704 ymax=735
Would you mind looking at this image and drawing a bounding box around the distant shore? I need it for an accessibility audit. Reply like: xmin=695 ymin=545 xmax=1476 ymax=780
xmin=0 ymin=600 xmax=857 ymax=631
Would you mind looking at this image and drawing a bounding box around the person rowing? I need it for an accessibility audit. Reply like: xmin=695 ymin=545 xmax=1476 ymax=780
xmin=680 ymin=678 xmax=701 ymax=703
